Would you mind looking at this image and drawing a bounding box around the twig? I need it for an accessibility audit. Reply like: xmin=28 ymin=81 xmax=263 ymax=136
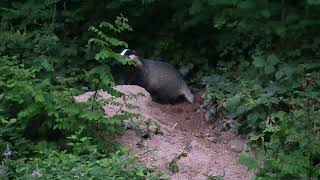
xmin=113 ymin=96 xmax=129 ymax=117
xmin=171 ymin=123 xmax=178 ymax=131
xmin=168 ymin=141 xmax=192 ymax=170
xmin=201 ymin=109 xmax=205 ymax=124
xmin=90 ymin=79 xmax=102 ymax=112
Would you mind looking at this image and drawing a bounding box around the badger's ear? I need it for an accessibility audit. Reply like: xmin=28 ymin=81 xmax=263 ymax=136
xmin=132 ymin=50 xmax=138 ymax=56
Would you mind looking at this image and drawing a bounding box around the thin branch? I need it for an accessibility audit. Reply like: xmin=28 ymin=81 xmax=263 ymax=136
xmin=51 ymin=4 xmax=56 ymax=28
xmin=113 ymin=96 xmax=129 ymax=117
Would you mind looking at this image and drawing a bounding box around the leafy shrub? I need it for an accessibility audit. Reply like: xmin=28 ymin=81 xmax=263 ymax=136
xmin=202 ymin=54 xmax=320 ymax=178
xmin=1 ymin=132 xmax=162 ymax=179
xmin=0 ymin=56 xmax=159 ymax=178
xmin=0 ymin=1 xmax=161 ymax=178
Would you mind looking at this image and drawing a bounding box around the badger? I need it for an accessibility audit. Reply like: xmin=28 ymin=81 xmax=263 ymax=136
xmin=119 ymin=49 xmax=194 ymax=104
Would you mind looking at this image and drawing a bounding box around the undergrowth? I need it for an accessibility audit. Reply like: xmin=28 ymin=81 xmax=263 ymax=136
xmin=2 ymin=0 xmax=320 ymax=179
xmin=202 ymin=54 xmax=320 ymax=178
xmin=0 ymin=1 xmax=162 ymax=178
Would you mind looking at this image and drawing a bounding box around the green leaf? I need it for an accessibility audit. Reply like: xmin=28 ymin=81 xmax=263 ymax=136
xmin=267 ymin=54 xmax=280 ymax=66
xmin=252 ymin=55 xmax=265 ymax=67
xmin=274 ymin=25 xmax=286 ymax=37
xmin=263 ymin=122 xmax=279 ymax=133
xmin=224 ymin=94 xmax=241 ymax=110
xmin=260 ymin=9 xmax=271 ymax=18
xmin=189 ymin=0 xmax=203 ymax=14
xmin=179 ymin=63 xmax=194 ymax=76
xmin=135 ymin=169 xmax=145 ymax=177
xmin=307 ymin=0 xmax=320 ymax=5
xmin=264 ymin=65 xmax=275 ymax=74
xmin=34 ymin=93 xmax=46 ymax=103
xmin=275 ymin=66 xmax=295 ymax=80
xmin=213 ymin=16 xmax=227 ymax=29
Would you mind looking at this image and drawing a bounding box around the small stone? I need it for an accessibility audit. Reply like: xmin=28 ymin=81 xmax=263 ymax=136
xmin=212 ymin=139 xmax=219 ymax=144
xmin=230 ymin=145 xmax=242 ymax=153
xmin=137 ymin=141 xmax=145 ymax=148
xmin=208 ymin=137 xmax=219 ymax=143
xmin=207 ymin=137 xmax=215 ymax=141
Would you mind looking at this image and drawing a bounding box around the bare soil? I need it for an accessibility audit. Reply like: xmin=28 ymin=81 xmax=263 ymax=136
xmin=75 ymin=85 xmax=255 ymax=180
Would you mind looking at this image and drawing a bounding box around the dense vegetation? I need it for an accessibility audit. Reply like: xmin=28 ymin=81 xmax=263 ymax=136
xmin=1 ymin=0 xmax=320 ymax=179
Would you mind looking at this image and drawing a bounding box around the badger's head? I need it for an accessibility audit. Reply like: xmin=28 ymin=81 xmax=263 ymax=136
xmin=120 ymin=49 xmax=143 ymax=68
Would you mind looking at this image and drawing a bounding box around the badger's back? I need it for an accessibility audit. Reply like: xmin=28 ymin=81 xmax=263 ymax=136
xmin=137 ymin=60 xmax=194 ymax=103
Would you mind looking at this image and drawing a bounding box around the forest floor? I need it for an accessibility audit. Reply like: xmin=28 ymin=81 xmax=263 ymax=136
xmin=76 ymin=85 xmax=255 ymax=180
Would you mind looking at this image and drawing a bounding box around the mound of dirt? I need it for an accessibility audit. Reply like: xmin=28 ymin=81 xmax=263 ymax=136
xmin=75 ymin=85 xmax=255 ymax=180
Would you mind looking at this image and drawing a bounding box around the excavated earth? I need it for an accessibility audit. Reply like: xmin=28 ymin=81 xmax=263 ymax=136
xmin=75 ymin=85 xmax=255 ymax=180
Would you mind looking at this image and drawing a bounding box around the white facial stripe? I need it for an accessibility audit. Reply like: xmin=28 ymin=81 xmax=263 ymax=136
xmin=120 ymin=49 xmax=130 ymax=56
